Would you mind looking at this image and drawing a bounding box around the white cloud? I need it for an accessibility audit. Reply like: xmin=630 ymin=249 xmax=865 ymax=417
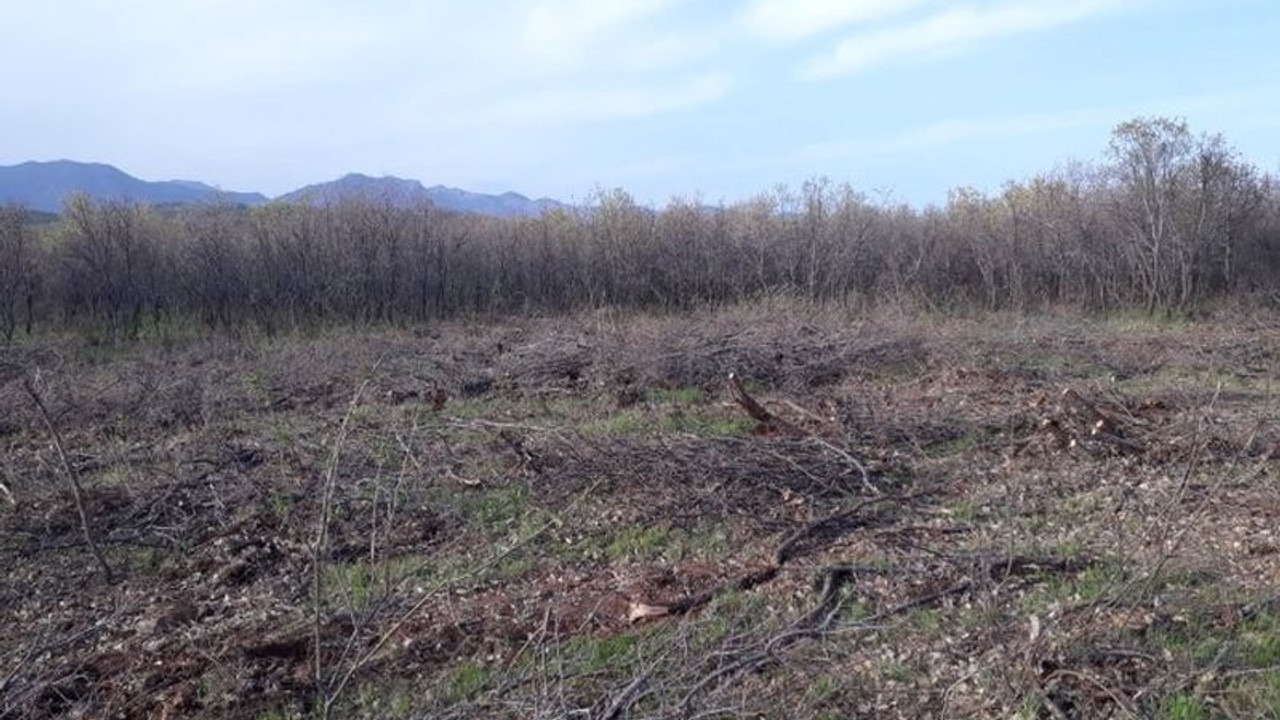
xmin=802 ymin=0 xmax=1132 ymax=79
xmin=739 ymin=0 xmax=932 ymax=42
xmin=610 ymin=154 xmax=693 ymax=179
xmin=619 ymin=31 xmax=723 ymax=71
xmin=500 ymin=74 xmax=732 ymax=123
xmin=792 ymin=109 xmax=1110 ymax=162
xmin=520 ymin=0 xmax=690 ymax=71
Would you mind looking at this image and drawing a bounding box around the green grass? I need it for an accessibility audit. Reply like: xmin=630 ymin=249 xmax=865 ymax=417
xmin=650 ymin=386 xmax=710 ymax=405
xmin=586 ymin=523 xmax=731 ymax=564
xmin=242 ymin=369 xmax=270 ymax=396
xmin=1162 ymin=693 xmax=1209 ymax=720
xmin=566 ymin=632 xmax=640 ymax=673
xmin=1116 ymin=364 xmax=1263 ymax=397
xmin=92 ymin=465 xmax=134 ymax=487
xmin=457 ymin=484 xmax=529 ymax=535
xmin=603 ymin=524 xmax=674 ymax=562
xmin=1240 ymin=611 xmax=1280 ymax=666
xmin=583 ymin=406 xmax=753 ymax=438
xmin=441 ymin=394 xmax=596 ymax=423
xmin=805 ymin=673 xmax=841 ymax=702
xmin=1103 ymin=308 xmax=1197 ymax=333
xmin=346 ymin=682 xmax=418 ymax=719
xmin=444 ymin=659 xmax=491 ymax=703
xmin=584 ymin=409 xmax=650 ymax=436
xmin=944 ymin=498 xmax=987 ymax=523
xmin=1016 ymin=558 xmax=1128 ymax=615
xmin=1130 ymin=599 xmax=1280 ymax=718
xmin=905 ymin=608 xmax=942 ymax=636
xmin=319 ymin=554 xmax=442 ymax=611
xmin=661 ymin=411 xmax=754 ymax=437
xmin=879 ymin=660 xmax=914 ymax=683
xmin=116 ymin=545 xmax=168 ymax=576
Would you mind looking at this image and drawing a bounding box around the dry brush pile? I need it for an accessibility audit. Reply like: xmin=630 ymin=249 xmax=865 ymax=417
xmin=1 ymin=303 xmax=1278 ymax=719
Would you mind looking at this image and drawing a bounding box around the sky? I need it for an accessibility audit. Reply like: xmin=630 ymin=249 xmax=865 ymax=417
xmin=2 ymin=0 xmax=1279 ymax=207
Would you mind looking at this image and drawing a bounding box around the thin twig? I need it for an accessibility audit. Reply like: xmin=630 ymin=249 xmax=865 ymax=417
xmin=313 ymin=358 xmax=384 ymax=720
xmin=22 ymin=371 xmax=115 ymax=584
xmin=321 ymin=474 xmax=606 ymax=717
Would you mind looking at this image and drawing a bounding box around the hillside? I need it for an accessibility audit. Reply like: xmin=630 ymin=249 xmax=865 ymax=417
xmin=278 ymin=172 xmax=566 ymax=217
xmin=0 ymin=160 xmax=267 ymax=212
xmin=0 ymin=162 xmax=566 ymax=218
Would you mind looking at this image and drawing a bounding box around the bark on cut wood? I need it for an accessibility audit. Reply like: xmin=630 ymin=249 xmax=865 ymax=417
xmin=627 ymin=602 xmax=671 ymax=622
xmin=727 ymin=373 xmax=802 ymax=435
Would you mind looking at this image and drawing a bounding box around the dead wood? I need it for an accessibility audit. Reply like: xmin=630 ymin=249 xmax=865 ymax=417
xmin=679 ymin=575 xmax=977 ymax=714
xmin=727 ymin=372 xmax=878 ymax=494
xmin=1062 ymin=388 xmax=1117 ymax=429
xmin=633 ymin=493 xmax=920 ymax=622
xmin=21 ymin=372 xmax=115 ymax=585
xmin=727 ymin=372 xmax=802 ymax=435
xmin=1089 ymin=426 xmax=1145 ymax=454
xmin=665 ymin=565 xmax=780 ymax=616
xmin=773 ymin=493 xmax=918 ymax=565
xmin=677 ymin=544 xmax=1097 ymax=713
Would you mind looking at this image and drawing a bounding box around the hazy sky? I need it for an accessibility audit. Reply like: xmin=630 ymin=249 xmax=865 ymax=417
xmin=3 ymin=0 xmax=1278 ymax=205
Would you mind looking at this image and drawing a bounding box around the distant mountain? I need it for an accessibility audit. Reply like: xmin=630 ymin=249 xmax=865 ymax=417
xmin=277 ymin=173 xmax=566 ymax=218
xmin=0 ymin=160 xmax=267 ymax=212
xmin=0 ymin=161 xmax=567 ymax=218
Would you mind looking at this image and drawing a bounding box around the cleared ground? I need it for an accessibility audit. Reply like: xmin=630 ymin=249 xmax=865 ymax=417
xmin=1 ymin=302 xmax=1278 ymax=719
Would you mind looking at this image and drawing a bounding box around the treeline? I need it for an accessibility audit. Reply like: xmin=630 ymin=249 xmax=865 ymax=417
xmin=1 ymin=117 xmax=1278 ymax=341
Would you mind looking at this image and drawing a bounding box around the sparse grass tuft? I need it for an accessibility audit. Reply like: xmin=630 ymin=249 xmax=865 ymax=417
xmin=1162 ymin=692 xmax=1209 ymax=720
xmin=650 ymin=386 xmax=709 ymax=405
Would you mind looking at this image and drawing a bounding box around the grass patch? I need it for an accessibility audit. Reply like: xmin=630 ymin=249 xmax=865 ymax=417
xmin=319 ymin=556 xmax=427 ymax=611
xmin=1161 ymin=692 xmax=1209 ymax=720
xmin=805 ymin=673 xmax=841 ymax=703
xmin=661 ymin=410 xmax=754 ymax=437
xmin=457 ymin=484 xmax=529 ymax=535
xmin=603 ymin=524 xmax=673 ymax=562
xmin=650 ymin=386 xmax=709 ymax=405
xmin=344 ymin=682 xmax=418 ymax=719
xmin=583 ymin=523 xmax=732 ymax=564
xmin=443 ymin=659 xmax=490 ymax=703
xmin=1018 ymin=559 xmax=1128 ymax=614
xmin=566 ymin=632 xmax=640 ymax=673
xmin=583 ymin=406 xmax=753 ymax=438
xmin=583 ymin=409 xmax=650 ymax=436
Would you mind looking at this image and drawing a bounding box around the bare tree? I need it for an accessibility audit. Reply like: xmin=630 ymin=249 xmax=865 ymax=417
xmin=0 ymin=204 xmax=39 ymax=341
xmin=6 ymin=117 xmax=1278 ymax=334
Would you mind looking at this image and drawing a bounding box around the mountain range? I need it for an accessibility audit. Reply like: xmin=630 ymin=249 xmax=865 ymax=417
xmin=0 ymin=160 xmax=566 ymax=218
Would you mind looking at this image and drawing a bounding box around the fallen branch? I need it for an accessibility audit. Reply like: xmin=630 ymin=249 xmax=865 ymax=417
xmin=729 ymin=372 xmax=878 ymax=494
xmin=680 ymin=576 xmax=975 ymax=713
xmin=21 ymin=371 xmax=115 ymax=584
xmin=727 ymin=373 xmax=801 ymax=435
xmin=629 ymin=493 xmax=920 ymax=622
xmin=775 ymin=493 xmax=923 ymax=565
xmin=1089 ymin=425 xmax=1145 ymax=454
xmin=664 ymin=565 xmax=779 ymax=616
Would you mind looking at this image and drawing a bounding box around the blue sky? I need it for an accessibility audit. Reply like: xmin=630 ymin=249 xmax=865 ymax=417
xmin=2 ymin=0 xmax=1278 ymax=205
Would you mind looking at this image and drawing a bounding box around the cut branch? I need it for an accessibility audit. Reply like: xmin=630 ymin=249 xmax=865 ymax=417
xmin=727 ymin=373 xmax=801 ymax=435
xmin=22 ymin=372 xmax=115 ymax=584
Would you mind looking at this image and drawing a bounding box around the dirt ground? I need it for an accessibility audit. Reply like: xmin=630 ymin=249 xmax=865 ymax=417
xmin=1 ymin=302 xmax=1278 ymax=719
